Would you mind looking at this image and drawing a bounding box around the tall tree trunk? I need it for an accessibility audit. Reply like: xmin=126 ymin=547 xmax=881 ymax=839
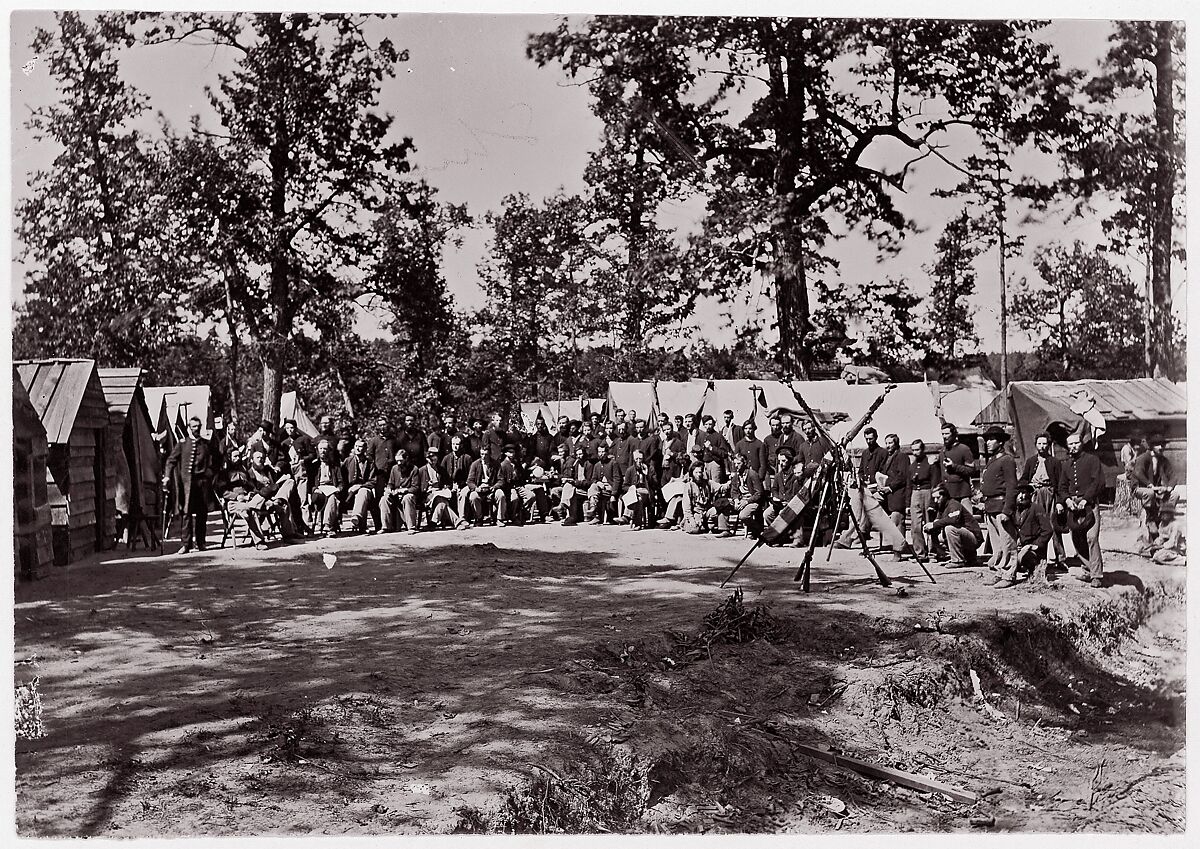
xmin=623 ymin=138 xmax=649 ymax=347
xmin=262 ymin=42 xmax=291 ymax=426
xmin=995 ymin=160 xmax=1009 ymax=389
xmin=1150 ymin=20 xmax=1177 ymax=377
xmin=223 ymin=270 xmax=241 ymax=425
xmin=771 ymin=26 xmax=813 ymax=379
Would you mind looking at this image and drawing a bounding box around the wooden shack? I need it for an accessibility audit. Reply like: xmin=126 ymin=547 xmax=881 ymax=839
xmin=13 ymin=373 xmax=53 ymax=579
xmin=16 ymin=359 xmax=116 ymax=565
xmin=98 ymin=368 xmax=162 ymax=549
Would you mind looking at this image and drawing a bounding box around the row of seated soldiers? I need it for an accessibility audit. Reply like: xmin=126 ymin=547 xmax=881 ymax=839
xmin=211 ymin=408 xmax=843 ymax=539
xmin=213 ymin=408 xmax=1020 ymax=555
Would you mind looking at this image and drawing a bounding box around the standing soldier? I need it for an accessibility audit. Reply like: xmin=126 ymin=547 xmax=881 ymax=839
xmin=907 ymin=438 xmax=940 ymax=559
xmin=1058 ymin=432 xmax=1105 ymax=587
xmin=879 ymin=433 xmax=911 ymax=560
xmin=163 ymin=416 xmax=219 ymax=553
xmin=979 ymin=426 xmax=1018 ymax=580
xmin=1019 ymin=433 xmax=1066 ymax=571
xmin=734 ymin=419 xmax=769 ymax=481
xmin=939 ymin=423 xmax=978 ymax=510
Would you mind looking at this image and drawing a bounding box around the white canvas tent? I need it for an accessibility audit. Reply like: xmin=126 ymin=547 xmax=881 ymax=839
xmin=280 ymin=391 xmax=320 ymax=437
xmin=653 ymin=379 xmax=711 ymax=421
xmin=700 ymin=379 xmax=796 ymax=424
xmin=606 ymin=382 xmax=657 ymax=422
xmin=790 ymin=380 xmax=944 ymax=448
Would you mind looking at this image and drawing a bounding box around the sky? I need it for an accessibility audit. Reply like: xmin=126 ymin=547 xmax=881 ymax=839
xmin=8 ymin=9 xmax=1177 ymax=356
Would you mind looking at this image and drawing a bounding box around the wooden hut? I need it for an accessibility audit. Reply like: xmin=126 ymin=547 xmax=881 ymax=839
xmin=16 ymin=359 xmax=115 ymax=565
xmin=974 ymin=378 xmax=1188 ymax=495
xmin=13 ymin=373 xmax=53 ymax=580
xmin=98 ymin=368 xmax=162 ymax=549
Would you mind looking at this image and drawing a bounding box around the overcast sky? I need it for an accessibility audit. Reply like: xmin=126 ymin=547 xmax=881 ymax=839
xmin=9 ymin=10 xmax=1174 ymax=354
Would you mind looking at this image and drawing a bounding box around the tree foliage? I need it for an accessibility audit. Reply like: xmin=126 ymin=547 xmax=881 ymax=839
xmin=14 ymin=12 xmax=187 ymax=365
xmin=1011 ymin=241 xmax=1145 ymax=380
xmin=144 ymin=12 xmax=415 ymax=422
xmin=922 ymin=211 xmax=983 ymax=371
xmin=628 ymin=17 xmax=1068 ymax=378
xmin=1057 ymin=21 xmax=1185 ymax=378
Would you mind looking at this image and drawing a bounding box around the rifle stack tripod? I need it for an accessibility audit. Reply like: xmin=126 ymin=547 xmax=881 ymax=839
xmin=721 ymin=383 xmax=935 ymax=592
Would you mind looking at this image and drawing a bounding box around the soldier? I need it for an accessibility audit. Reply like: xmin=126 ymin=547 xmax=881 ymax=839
xmin=1057 ymin=432 xmax=1105 ymax=587
xmin=163 ymin=416 xmax=219 ymax=553
xmin=979 ymin=426 xmax=1018 ymax=580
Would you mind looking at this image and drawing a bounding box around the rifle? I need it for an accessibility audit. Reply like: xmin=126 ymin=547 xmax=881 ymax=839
xmin=720 ymin=384 xmax=895 ymax=587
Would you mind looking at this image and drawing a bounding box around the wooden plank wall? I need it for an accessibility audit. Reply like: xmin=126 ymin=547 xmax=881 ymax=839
xmin=13 ymin=432 xmax=53 ymax=579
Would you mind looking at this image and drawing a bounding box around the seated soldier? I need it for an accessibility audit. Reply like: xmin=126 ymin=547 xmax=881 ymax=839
xmin=517 ymin=453 xmax=552 ymax=524
xmin=441 ymin=435 xmax=475 ymax=523
xmin=420 ymin=445 xmax=470 ymax=531
xmin=244 ymin=449 xmax=300 ymax=542
xmin=622 ymin=449 xmax=658 ymax=530
xmin=309 ymin=440 xmax=347 ymax=537
xmin=556 ymin=443 xmax=591 ymax=526
xmin=993 ymin=485 xmax=1054 ymax=588
xmin=586 ymin=443 xmax=623 ymax=524
xmin=727 ymin=451 xmax=766 ymax=536
xmin=763 ymin=447 xmax=799 ymax=535
xmin=546 ymin=442 xmax=569 ymax=520
xmin=681 ymin=464 xmax=731 ymax=537
xmin=220 ymin=448 xmax=273 ymax=550
xmin=1147 ymin=501 xmax=1186 ymax=566
xmin=657 ymin=443 xmax=705 ymax=528
xmin=498 ymin=443 xmax=523 ymax=526
xmin=1131 ymin=436 xmax=1178 ymax=555
xmin=384 ymin=448 xmax=422 ymax=533
xmin=923 ymin=485 xmax=984 ymax=569
xmin=341 ymin=439 xmax=379 ymax=534
xmin=466 ymin=451 xmax=504 ymax=526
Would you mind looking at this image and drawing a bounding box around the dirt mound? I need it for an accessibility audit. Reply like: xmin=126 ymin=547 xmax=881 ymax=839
xmin=459 ymin=578 xmax=1186 ymax=834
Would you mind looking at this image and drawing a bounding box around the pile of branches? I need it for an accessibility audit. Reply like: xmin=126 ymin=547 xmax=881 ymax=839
xmin=664 ymin=589 xmax=789 ymax=666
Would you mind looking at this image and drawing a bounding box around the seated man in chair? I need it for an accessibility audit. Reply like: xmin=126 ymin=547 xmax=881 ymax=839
xmin=309 ymin=440 xmax=347 ymax=537
xmin=342 ymin=438 xmax=380 ymax=534
xmin=383 ymin=447 xmax=422 ymax=533
xmin=420 ymin=445 xmax=470 ymax=531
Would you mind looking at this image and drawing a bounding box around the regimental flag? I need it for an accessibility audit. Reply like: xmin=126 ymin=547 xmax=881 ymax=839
xmin=761 ymin=479 xmax=816 ymax=544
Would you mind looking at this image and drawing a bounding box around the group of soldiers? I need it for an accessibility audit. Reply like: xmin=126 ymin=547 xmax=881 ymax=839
xmin=160 ymin=403 xmax=1164 ymax=590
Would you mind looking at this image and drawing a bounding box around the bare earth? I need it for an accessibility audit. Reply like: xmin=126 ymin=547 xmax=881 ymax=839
xmin=13 ymin=511 xmax=1186 ymax=835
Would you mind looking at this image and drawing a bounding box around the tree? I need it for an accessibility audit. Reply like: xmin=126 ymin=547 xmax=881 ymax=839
xmin=630 ymin=17 xmax=1068 ymax=378
xmin=922 ymin=211 xmax=983 ymax=371
xmin=528 ymin=17 xmax=701 ymax=353
xmin=364 ymin=180 xmax=473 ymax=415
xmin=144 ymin=12 xmax=414 ymax=423
xmin=1010 ymin=241 xmax=1144 ymax=379
xmin=14 ymin=11 xmax=185 ymax=365
xmin=474 ymin=191 xmax=617 ymax=412
xmin=1058 ymin=21 xmax=1185 ymax=378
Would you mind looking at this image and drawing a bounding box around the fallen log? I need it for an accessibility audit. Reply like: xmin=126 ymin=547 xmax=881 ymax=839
xmin=794 ymin=742 xmax=978 ymax=804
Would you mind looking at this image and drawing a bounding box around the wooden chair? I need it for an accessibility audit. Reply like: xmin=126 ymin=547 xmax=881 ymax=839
xmin=220 ymin=497 xmax=281 ymax=548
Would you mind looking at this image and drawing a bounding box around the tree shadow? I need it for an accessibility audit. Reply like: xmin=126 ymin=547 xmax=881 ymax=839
xmin=12 ymin=529 xmax=1186 ymax=836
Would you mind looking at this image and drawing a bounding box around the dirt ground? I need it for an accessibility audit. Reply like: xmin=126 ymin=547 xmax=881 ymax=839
xmin=13 ymin=509 xmax=1186 ymax=835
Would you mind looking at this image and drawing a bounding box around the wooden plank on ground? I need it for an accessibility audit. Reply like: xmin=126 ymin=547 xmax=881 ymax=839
xmin=794 ymin=742 xmax=978 ymax=804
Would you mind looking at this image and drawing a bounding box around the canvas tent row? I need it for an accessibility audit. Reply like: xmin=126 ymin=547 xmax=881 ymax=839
xmin=17 ymin=359 xmax=116 ymax=565
xmin=98 ymin=369 xmax=162 ymax=548
xmin=975 ymin=378 xmax=1187 ymax=492
xmin=144 ymin=385 xmax=212 ymax=438
xmin=13 ymin=373 xmax=53 ymax=580
xmin=788 ymin=380 xmax=946 ymax=449
xmin=280 ymin=390 xmax=320 ymax=437
xmin=700 ymin=379 xmax=797 ymax=425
